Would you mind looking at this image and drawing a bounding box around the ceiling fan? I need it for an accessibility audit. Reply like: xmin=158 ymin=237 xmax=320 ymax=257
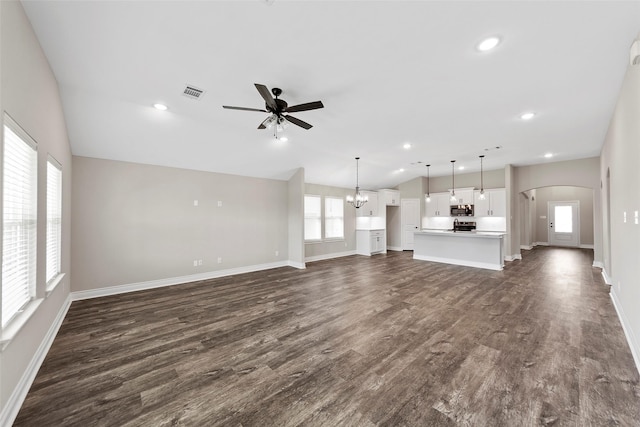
xmin=223 ymin=84 xmax=324 ymax=131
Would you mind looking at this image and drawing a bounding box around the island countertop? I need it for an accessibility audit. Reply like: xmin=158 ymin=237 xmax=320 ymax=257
xmin=417 ymin=229 xmax=506 ymax=238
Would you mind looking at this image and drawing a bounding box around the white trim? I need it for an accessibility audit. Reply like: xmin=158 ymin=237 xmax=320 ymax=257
xmin=579 ymin=244 xmax=594 ymax=249
xmin=600 ymin=268 xmax=612 ymax=285
xmin=520 ymin=245 xmax=533 ymax=250
xmin=592 ymin=261 xmax=604 ymax=269
xmin=0 ymin=299 xmax=43 ymax=351
xmin=305 ymin=250 xmax=356 ymax=263
xmin=71 ymin=261 xmax=292 ymax=301
xmin=610 ymin=289 xmax=640 ymax=376
xmin=386 ymin=246 xmax=403 ymax=252
xmin=535 ymin=241 xmax=549 ymax=246
xmin=287 ymin=261 xmax=306 ymax=269
xmin=413 ymin=254 xmax=503 ymax=271
xmin=504 ymin=254 xmax=522 ymax=262
xmin=0 ymin=295 xmax=72 ymax=427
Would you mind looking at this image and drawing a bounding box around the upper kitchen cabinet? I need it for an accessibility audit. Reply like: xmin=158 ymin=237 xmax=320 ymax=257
xmin=474 ymin=188 xmax=506 ymax=217
xmin=450 ymin=189 xmax=474 ymax=206
xmin=425 ymin=192 xmax=450 ymax=217
xmin=379 ymin=189 xmax=400 ymax=206
xmin=356 ymin=190 xmax=379 ymax=217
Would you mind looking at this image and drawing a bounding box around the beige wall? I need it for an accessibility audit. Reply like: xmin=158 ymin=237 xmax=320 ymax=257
xmin=426 ymin=168 xmax=505 ymax=193
xmin=600 ymin=40 xmax=640 ymax=368
xmin=533 ymin=186 xmax=594 ymax=245
xmin=71 ymin=157 xmax=289 ymax=291
xmin=304 ymin=183 xmax=357 ymax=260
xmin=513 ymin=157 xmax=602 ymax=264
xmin=0 ymin=1 xmax=73 ymax=420
xmin=288 ymin=168 xmax=305 ymax=268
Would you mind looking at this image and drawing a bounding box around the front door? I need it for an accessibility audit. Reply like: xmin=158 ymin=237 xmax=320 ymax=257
xmin=401 ymin=198 xmax=420 ymax=250
xmin=548 ymin=201 xmax=579 ymax=247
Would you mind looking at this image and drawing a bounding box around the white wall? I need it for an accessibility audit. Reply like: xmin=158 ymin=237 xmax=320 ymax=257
xmin=600 ymin=38 xmax=640 ymax=369
xmin=533 ymin=186 xmax=594 ymax=246
xmin=0 ymin=1 xmax=73 ymax=422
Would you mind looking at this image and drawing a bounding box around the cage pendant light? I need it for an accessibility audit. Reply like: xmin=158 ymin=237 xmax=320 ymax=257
xmin=479 ymin=155 xmax=486 ymax=200
xmin=425 ymin=164 xmax=431 ymax=202
xmin=450 ymin=160 xmax=457 ymax=202
xmin=346 ymin=157 xmax=368 ymax=208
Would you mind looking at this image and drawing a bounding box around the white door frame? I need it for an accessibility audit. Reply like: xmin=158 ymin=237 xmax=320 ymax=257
xmin=401 ymin=198 xmax=421 ymax=250
xmin=548 ymin=201 xmax=580 ymax=247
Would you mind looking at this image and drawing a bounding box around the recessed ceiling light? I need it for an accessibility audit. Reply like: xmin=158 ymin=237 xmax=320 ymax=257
xmin=520 ymin=112 xmax=536 ymax=120
xmin=458 ymin=166 xmax=465 ymax=171
xmin=280 ymin=137 xmax=288 ymax=142
xmin=403 ymin=143 xmax=412 ymax=149
xmin=477 ymin=36 xmax=501 ymax=52
xmin=544 ymin=153 xmax=553 ymax=158
xmin=153 ymin=103 xmax=168 ymax=111
xmin=399 ymin=168 xmax=405 ymax=172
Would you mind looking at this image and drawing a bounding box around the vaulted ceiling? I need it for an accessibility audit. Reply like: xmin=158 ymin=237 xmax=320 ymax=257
xmin=21 ymin=0 xmax=640 ymax=189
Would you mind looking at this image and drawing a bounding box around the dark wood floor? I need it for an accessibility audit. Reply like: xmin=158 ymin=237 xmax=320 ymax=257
xmin=14 ymin=247 xmax=640 ymax=426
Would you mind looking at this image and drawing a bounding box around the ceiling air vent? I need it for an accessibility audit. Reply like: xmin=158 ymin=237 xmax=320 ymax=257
xmin=183 ymin=85 xmax=205 ymax=100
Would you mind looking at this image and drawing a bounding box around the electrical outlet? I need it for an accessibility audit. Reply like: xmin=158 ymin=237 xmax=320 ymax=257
xmin=275 ymin=250 xmax=279 ymax=256
xmin=194 ymin=200 xmax=198 ymax=207
xmin=193 ymin=260 xmax=198 ymax=267
xmin=624 ymin=211 xmax=627 ymax=223
xmin=217 ymin=200 xmax=223 ymax=207
xmin=217 ymin=257 xmax=222 ymax=264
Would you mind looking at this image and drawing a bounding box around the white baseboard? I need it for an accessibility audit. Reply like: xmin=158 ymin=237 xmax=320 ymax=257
xmin=535 ymin=241 xmax=549 ymax=246
xmin=72 ymin=261 xmax=293 ymax=301
xmin=386 ymin=246 xmax=403 ymax=252
xmin=0 ymin=295 xmax=72 ymax=427
xmin=504 ymin=254 xmax=522 ymax=262
xmin=520 ymin=245 xmax=533 ymax=250
xmin=600 ymin=268 xmax=612 ymax=285
xmin=305 ymin=250 xmax=356 ymax=263
xmin=580 ymin=244 xmax=594 ymax=249
xmin=610 ymin=289 xmax=640 ymax=376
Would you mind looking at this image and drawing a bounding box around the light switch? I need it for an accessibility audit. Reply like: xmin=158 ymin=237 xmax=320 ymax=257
xmin=623 ymin=211 xmax=627 ymax=223
xmin=193 ymin=200 xmax=198 ymax=207
xmin=217 ymin=200 xmax=223 ymax=207
xmin=635 ymin=211 xmax=638 ymax=225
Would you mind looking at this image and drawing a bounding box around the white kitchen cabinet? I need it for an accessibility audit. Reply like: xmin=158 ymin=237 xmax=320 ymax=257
xmin=356 ymin=229 xmax=385 ymax=256
xmin=355 ymin=191 xmax=379 ymax=217
xmin=450 ymin=189 xmax=474 ymax=206
xmin=425 ymin=192 xmax=450 ymax=217
xmin=379 ymin=189 xmax=400 ymax=206
xmin=474 ymin=188 xmax=506 ymax=217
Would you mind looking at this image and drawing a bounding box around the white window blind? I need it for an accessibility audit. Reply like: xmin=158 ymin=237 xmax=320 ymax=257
xmin=46 ymin=159 xmax=62 ymax=283
xmin=304 ymin=195 xmax=321 ymax=241
xmin=324 ymin=197 xmax=344 ymax=239
xmin=2 ymin=117 xmax=37 ymax=327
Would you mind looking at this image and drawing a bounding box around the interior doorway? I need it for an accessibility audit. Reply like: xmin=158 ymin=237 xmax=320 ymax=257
xmin=548 ymin=201 xmax=580 ymax=247
xmin=401 ymin=198 xmax=420 ymax=250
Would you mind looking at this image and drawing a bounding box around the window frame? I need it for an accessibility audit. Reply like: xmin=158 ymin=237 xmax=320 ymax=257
xmin=324 ymin=196 xmax=344 ymax=240
xmin=2 ymin=114 xmax=38 ymax=328
xmin=46 ymin=156 xmax=63 ymax=289
xmin=304 ymin=194 xmax=322 ymax=242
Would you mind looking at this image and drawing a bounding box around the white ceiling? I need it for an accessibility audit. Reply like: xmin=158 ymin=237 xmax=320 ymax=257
xmin=21 ymin=0 xmax=640 ymax=190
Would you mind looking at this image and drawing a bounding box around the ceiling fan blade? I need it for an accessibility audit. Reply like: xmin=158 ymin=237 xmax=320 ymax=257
xmin=285 ymin=115 xmax=313 ymax=130
xmin=222 ymin=106 xmax=267 ymax=112
xmin=285 ymin=101 xmax=324 ymax=113
xmin=255 ymin=84 xmax=277 ymax=111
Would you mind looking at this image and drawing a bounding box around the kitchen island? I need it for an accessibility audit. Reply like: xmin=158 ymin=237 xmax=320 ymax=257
xmin=413 ymin=230 xmax=506 ymax=271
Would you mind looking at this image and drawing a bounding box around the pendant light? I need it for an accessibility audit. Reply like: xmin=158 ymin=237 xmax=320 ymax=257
xmin=346 ymin=157 xmax=368 ymax=208
xmin=450 ymin=160 xmax=457 ymax=202
xmin=425 ymin=164 xmax=431 ymax=202
xmin=479 ymin=155 xmax=486 ymax=200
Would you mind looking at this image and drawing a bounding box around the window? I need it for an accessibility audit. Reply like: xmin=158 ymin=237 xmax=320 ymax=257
xmin=304 ymin=195 xmax=321 ymax=241
xmin=324 ymin=197 xmax=344 ymax=239
xmin=46 ymin=158 xmax=62 ymax=284
xmin=2 ymin=115 xmax=37 ymax=327
xmin=554 ymin=205 xmax=573 ymax=233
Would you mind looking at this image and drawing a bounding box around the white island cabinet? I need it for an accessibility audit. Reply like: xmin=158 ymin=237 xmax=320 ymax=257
xmin=413 ymin=230 xmax=506 ymax=270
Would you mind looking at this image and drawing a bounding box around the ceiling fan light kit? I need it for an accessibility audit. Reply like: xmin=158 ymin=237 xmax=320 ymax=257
xmin=223 ymin=83 xmax=324 ymax=140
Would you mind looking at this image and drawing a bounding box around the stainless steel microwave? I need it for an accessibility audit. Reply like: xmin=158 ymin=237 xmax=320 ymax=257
xmin=450 ymin=205 xmax=474 ymax=216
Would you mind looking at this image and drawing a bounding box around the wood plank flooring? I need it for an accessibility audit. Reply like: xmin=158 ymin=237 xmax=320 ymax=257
xmin=14 ymin=247 xmax=640 ymax=426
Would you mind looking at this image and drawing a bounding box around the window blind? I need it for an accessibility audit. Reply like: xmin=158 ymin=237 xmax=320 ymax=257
xmin=324 ymin=197 xmax=344 ymax=239
xmin=304 ymin=195 xmax=321 ymax=241
xmin=46 ymin=159 xmax=62 ymax=283
xmin=2 ymin=118 xmax=37 ymax=327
